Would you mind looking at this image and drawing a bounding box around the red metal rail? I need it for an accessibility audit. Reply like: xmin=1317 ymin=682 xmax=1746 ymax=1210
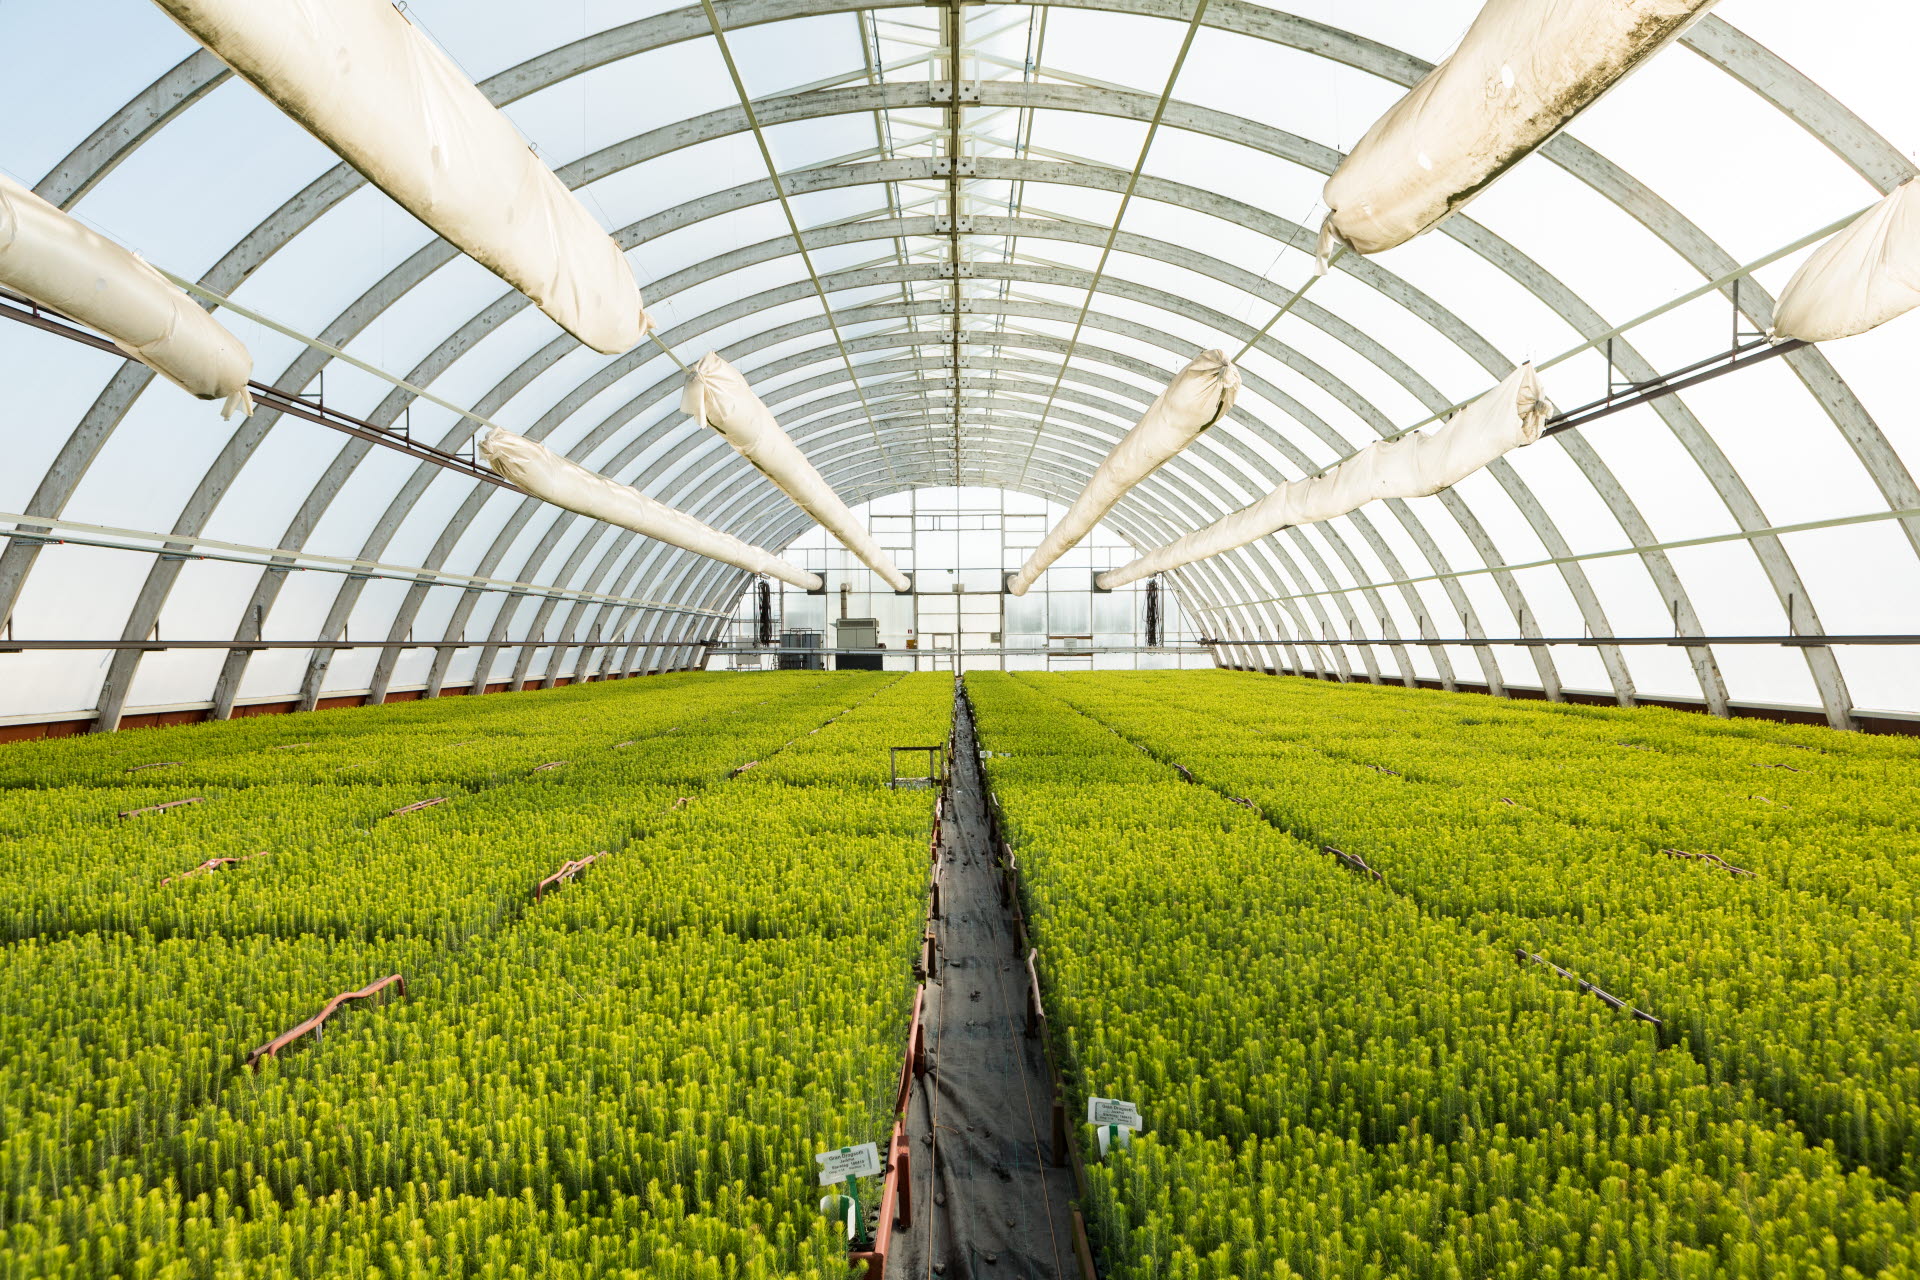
xmin=119 ymin=797 xmax=204 ymax=819
xmin=1322 ymin=844 xmax=1384 ymax=883
xmin=849 ymin=770 xmax=946 ymax=1279
xmin=387 ymin=796 xmax=449 ymax=816
xmin=890 ymin=987 xmax=929 ymax=1114
xmin=535 ymin=851 xmax=608 ymax=901
xmin=1513 ymin=949 xmax=1661 ymax=1025
xmin=1657 ymin=846 xmax=1754 ymax=876
xmin=162 ymin=850 xmax=268 ymax=885
xmin=848 ymin=1121 xmax=913 ymax=1279
xmin=246 ymin=975 xmax=407 ymax=1070
xmin=1024 ymin=947 xmax=1046 ymax=1037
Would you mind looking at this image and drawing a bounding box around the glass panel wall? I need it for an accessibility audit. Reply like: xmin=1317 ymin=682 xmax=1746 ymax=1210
xmin=713 ymin=486 xmax=1211 ymax=672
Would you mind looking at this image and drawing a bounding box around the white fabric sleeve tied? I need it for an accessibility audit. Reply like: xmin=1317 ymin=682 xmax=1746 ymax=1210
xmin=681 ymin=353 xmax=910 ymax=592
xmin=1318 ymin=0 xmax=1717 ymax=267
xmin=1007 ymin=349 xmax=1240 ymax=597
xmin=0 ymin=175 xmax=254 ymax=418
xmin=153 ymin=0 xmax=652 ymax=355
xmin=477 ymin=427 xmax=822 ymax=591
xmin=1097 ymin=364 xmax=1553 ymax=589
xmin=1772 ymin=180 xmax=1920 ymax=343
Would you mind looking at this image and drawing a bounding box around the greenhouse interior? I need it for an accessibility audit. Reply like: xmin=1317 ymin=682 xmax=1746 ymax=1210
xmin=3 ymin=0 xmax=1919 ymax=1276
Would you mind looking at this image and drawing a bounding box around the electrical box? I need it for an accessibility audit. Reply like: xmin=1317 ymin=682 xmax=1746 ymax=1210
xmin=835 ymin=618 xmax=882 ymax=671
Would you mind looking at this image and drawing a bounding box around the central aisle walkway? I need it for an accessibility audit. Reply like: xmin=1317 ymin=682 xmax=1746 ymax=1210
xmin=889 ymin=679 xmax=1081 ymax=1279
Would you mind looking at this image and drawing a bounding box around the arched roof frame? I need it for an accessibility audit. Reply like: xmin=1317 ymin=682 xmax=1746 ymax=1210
xmin=7 ymin=0 xmax=1914 ymax=730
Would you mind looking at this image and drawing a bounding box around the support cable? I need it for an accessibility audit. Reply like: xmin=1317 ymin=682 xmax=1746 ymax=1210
xmin=1230 ymin=245 xmax=1342 ymax=365
xmin=0 ymin=294 xmax=515 ymax=489
xmin=696 ymin=0 xmax=897 ymax=482
xmin=1012 ymin=0 xmax=1211 ymax=485
xmin=0 ymin=513 xmax=726 ymax=616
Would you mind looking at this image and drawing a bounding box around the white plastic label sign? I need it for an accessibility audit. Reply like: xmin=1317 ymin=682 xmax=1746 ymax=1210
xmin=1087 ymin=1097 xmax=1143 ymax=1130
xmin=816 ymin=1143 xmax=882 ymax=1185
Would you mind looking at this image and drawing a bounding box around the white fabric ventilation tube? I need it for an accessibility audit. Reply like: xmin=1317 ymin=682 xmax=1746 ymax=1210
xmin=681 ymin=353 xmax=910 ymax=593
xmin=0 ymin=175 xmax=254 ymax=418
xmin=1773 ymin=179 xmax=1920 ymax=342
xmin=152 ymin=0 xmax=652 ymax=355
xmin=1097 ymin=364 xmax=1553 ymax=590
xmin=1007 ymin=349 xmax=1240 ymax=597
xmin=478 ymin=427 xmax=822 ymax=591
xmin=1319 ymin=0 xmax=1716 ymax=264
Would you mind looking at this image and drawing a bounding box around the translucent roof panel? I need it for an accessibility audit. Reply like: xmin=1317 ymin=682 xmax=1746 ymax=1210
xmin=1 ymin=0 xmax=1917 ymax=732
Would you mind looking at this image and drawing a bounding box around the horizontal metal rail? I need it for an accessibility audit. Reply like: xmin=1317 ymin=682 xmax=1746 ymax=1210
xmin=1201 ymin=634 xmax=1917 ymax=647
xmin=0 ymin=295 xmax=516 ymax=490
xmin=535 ymin=851 xmax=608 ymax=900
xmin=1542 ymin=337 xmax=1808 ymax=436
xmin=0 ymin=515 xmax=724 ymax=618
xmin=0 ymin=638 xmax=660 ymax=652
xmin=246 ymin=974 xmax=407 ymax=1070
xmin=708 ymin=644 xmax=1209 ymax=655
xmin=11 ymin=634 xmax=1910 ymax=655
xmin=1193 ymin=505 xmax=1920 ymax=614
xmin=118 ymin=796 xmax=204 ymax=818
xmin=162 ymin=851 xmax=269 ymax=886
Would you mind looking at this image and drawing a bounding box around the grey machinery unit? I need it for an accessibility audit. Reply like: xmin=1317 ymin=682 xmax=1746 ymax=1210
xmin=834 ymin=617 xmax=882 ymax=671
xmin=777 ymin=629 xmax=825 ymax=670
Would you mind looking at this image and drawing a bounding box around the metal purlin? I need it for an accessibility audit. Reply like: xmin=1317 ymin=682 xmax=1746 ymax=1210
xmin=5 ymin=3 xmax=1913 ymax=730
xmin=314 ymin=202 xmax=1728 ymax=721
xmin=0 ymin=226 xmax=1781 ymax=725
xmin=240 ymin=171 xmax=1658 ymax=721
xmin=362 ymin=276 xmax=1482 ymax=706
xmin=0 ymin=71 xmax=1720 ymax=710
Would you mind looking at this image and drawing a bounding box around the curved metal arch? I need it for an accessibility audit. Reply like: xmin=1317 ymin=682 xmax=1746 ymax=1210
xmin=439 ymin=404 xmax=1228 ymax=694
xmin=500 ymin=414 xmax=1302 ymax=691
xmin=357 ymin=64 xmax=1890 ymax=711
xmin=733 ymin=438 xmax=1354 ymax=679
xmin=25 ymin=0 xmax=1912 ymax=724
xmin=624 ymin=436 xmax=1388 ymax=684
xmin=620 ymin=323 xmax=1441 ymax=685
xmin=513 ymin=276 xmax=1509 ymax=690
xmin=0 ymin=147 xmax=1528 ymax=710
xmin=471 ymin=412 xmax=1307 ymax=694
xmin=600 ymin=320 xmax=1447 ymax=655
xmin=269 ymin=226 xmax=1527 ymax=719
xmin=572 ymin=412 xmax=1397 ymax=690
xmin=456 ymin=330 xmax=1432 ymax=692
xmin=484 ymin=436 xmax=1252 ymax=691
xmin=484 ymin=245 xmax=1586 ymax=694
xmin=180 ymin=107 xmax=1824 ymax=714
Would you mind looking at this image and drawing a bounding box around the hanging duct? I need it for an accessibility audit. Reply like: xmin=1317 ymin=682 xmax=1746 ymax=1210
xmin=1772 ymin=179 xmax=1920 ymax=342
xmin=1098 ymin=364 xmax=1553 ymax=590
xmin=681 ymin=353 xmax=910 ymax=592
xmin=1006 ymin=349 xmax=1239 ymax=597
xmin=0 ymin=175 xmax=253 ymax=418
xmin=152 ymin=0 xmax=652 ymax=355
xmin=477 ymin=427 xmax=822 ymax=590
xmin=1319 ymin=0 xmax=1716 ymax=263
